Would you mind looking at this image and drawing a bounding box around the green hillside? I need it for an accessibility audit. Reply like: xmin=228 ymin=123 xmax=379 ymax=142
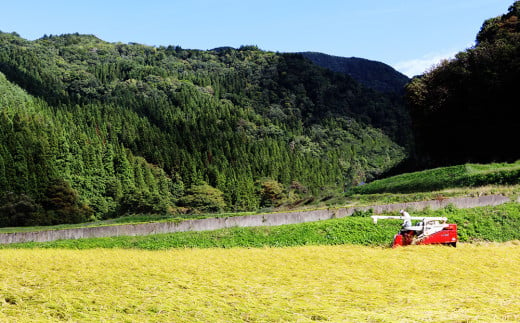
xmin=0 ymin=72 xmax=174 ymax=226
xmin=0 ymin=33 xmax=407 ymax=226
xmin=349 ymin=161 xmax=520 ymax=195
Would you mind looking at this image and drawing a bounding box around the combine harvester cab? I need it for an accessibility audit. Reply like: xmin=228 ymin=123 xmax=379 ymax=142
xmin=371 ymin=215 xmax=458 ymax=248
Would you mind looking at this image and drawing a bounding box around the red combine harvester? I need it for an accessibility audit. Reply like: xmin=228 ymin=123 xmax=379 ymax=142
xmin=371 ymin=215 xmax=458 ymax=247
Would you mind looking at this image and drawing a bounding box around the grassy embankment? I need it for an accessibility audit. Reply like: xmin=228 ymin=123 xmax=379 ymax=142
xmin=348 ymin=161 xmax=520 ymax=196
xmin=1 ymin=244 xmax=519 ymax=322
xmin=0 ymin=211 xmax=258 ymax=234
xmin=2 ymin=203 xmax=519 ymax=250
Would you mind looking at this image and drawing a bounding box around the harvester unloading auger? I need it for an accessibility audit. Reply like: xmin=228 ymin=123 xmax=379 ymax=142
xmin=371 ymin=212 xmax=458 ymax=248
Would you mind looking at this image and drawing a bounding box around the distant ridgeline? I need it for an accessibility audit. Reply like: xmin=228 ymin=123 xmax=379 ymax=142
xmin=0 ymin=32 xmax=409 ymax=225
xmin=300 ymin=52 xmax=410 ymax=95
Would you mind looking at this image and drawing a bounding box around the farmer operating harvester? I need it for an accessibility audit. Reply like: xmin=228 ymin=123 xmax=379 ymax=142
xmin=371 ymin=210 xmax=458 ymax=248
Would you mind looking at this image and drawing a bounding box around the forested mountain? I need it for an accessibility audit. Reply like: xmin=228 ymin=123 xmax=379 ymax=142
xmin=0 ymin=32 xmax=408 ymax=225
xmin=300 ymin=52 xmax=410 ymax=94
xmin=406 ymin=1 xmax=520 ymax=166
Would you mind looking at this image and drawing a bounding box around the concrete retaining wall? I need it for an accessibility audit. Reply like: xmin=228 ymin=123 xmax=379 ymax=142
xmin=0 ymin=194 xmax=513 ymax=244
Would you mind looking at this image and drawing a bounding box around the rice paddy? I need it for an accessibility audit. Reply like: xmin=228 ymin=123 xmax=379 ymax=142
xmin=1 ymin=244 xmax=519 ymax=322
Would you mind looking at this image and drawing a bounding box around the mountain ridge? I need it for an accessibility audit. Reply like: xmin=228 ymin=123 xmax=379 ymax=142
xmin=300 ymin=51 xmax=409 ymax=94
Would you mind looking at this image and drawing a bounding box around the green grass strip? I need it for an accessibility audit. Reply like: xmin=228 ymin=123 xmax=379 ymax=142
xmin=1 ymin=203 xmax=519 ymax=250
xmin=349 ymin=161 xmax=520 ymax=194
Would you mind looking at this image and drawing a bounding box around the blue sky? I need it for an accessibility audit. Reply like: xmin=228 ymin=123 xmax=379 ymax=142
xmin=0 ymin=0 xmax=514 ymax=76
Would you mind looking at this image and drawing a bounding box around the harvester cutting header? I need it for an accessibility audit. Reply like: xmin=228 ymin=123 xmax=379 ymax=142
xmin=371 ymin=210 xmax=458 ymax=247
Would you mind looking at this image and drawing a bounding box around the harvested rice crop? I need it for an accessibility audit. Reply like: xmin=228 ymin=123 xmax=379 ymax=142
xmin=1 ymin=244 xmax=519 ymax=322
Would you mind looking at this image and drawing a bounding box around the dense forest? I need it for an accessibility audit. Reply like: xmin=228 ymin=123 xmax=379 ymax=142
xmin=406 ymin=1 xmax=520 ymax=166
xmin=0 ymin=32 xmax=408 ymax=225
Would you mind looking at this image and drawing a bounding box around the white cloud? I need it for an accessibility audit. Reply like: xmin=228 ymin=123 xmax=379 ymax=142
xmin=393 ymin=51 xmax=459 ymax=78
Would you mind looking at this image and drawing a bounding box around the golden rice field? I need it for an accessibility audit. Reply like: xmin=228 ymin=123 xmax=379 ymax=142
xmin=1 ymin=244 xmax=520 ymax=322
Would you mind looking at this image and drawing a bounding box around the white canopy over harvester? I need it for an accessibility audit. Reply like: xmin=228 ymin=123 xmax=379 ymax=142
xmin=371 ymin=213 xmax=458 ymax=247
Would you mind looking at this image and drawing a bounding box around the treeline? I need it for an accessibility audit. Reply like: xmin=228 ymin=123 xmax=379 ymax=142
xmin=406 ymin=1 xmax=520 ymax=166
xmin=0 ymin=32 xmax=407 ymax=226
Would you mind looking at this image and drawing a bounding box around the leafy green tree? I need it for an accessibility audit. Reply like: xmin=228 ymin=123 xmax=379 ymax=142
xmin=177 ymin=182 xmax=226 ymax=213
xmin=118 ymin=189 xmax=170 ymax=215
xmin=258 ymin=179 xmax=286 ymax=207
xmin=0 ymin=192 xmax=42 ymax=227
xmin=39 ymin=179 xmax=93 ymax=225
